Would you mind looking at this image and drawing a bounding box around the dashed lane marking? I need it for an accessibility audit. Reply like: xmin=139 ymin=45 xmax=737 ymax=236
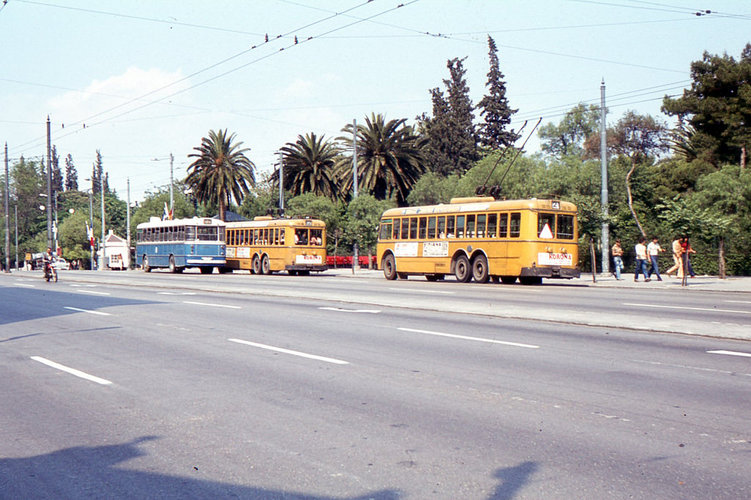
xmin=64 ymin=306 xmax=111 ymax=316
xmin=398 ymin=327 xmax=539 ymax=349
xmin=228 ymin=338 xmax=349 ymax=365
xmin=30 ymin=356 xmax=112 ymax=385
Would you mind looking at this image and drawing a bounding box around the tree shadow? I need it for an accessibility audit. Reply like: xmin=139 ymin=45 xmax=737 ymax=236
xmin=488 ymin=461 xmax=538 ymax=500
xmin=0 ymin=436 xmax=401 ymax=499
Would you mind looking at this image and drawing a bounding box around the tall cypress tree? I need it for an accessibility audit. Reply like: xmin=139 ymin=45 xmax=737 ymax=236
xmin=91 ymin=150 xmax=103 ymax=194
xmin=64 ymin=154 xmax=78 ymax=191
xmin=478 ymin=36 xmax=519 ymax=150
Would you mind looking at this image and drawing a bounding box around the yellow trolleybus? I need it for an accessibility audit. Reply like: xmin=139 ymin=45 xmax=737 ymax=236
xmin=376 ymin=197 xmax=580 ymax=284
xmin=224 ymin=217 xmax=328 ymax=275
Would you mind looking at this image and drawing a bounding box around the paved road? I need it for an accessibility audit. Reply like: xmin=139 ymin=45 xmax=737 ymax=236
xmin=1 ymin=271 xmax=750 ymax=498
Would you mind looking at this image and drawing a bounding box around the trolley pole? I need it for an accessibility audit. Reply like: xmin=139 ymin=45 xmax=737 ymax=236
xmin=600 ymin=80 xmax=609 ymax=275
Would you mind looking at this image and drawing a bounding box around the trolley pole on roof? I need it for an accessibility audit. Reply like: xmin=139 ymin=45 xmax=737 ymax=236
xmin=600 ymin=79 xmax=610 ymax=275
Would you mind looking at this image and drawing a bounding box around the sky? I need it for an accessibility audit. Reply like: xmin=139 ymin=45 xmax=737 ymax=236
xmin=1 ymin=0 xmax=749 ymax=203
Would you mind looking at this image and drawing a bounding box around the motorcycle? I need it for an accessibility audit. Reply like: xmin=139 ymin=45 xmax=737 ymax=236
xmin=44 ymin=261 xmax=58 ymax=282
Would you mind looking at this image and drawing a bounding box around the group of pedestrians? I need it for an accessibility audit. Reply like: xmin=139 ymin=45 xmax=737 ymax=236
xmin=610 ymin=235 xmax=696 ymax=282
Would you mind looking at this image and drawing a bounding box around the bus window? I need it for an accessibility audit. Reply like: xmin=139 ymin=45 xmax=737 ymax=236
xmin=456 ymin=215 xmax=466 ymax=238
xmin=280 ymin=230 xmax=285 ymax=245
xmin=391 ymin=219 xmax=400 ymax=239
xmin=538 ymin=213 xmax=556 ymax=238
xmin=466 ymin=214 xmax=476 ymax=238
xmin=427 ymin=217 xmax=436 ymax=239
xmin=311 ymin=229 xmax=323 ymax=245
xmin=510 ymin=213 xmax=521 ymax=238
xmin=409 ymin=217 xmax=418 ymax=240
xmin=295 ymin=228 xmax=308 ymax=245
xmin=400 ymin=218 xmax=409 ymax=240
xmin=418 ymin=217 xmax=427 ymax=239
xmin=446 ymin=216 xmax=455 ymax=238
xmin=379 ymin=221 xmax=391 ymax=240
xmin=197 ymin=226 xmax=218 ymax=241
xmin=486 ymin=214 xmax=496 ymax=238
xmin=558 ymin=214 xmax=575 ymax=239
xmin=437 ymin=216 xmax=446 ymax=238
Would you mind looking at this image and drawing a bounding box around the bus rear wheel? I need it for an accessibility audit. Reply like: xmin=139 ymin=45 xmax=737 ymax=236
xmin=382 ymin=254 xmax=397 ymax=280
xmin=143 ymin=256 xmax=151 ymax=273
xmin=454 ymin=255 xmax=472 ymax=283
xmin=169 ymin=255 xmax=177 ymax=273
xmin=261 ymin=255 xmax=271 ymax=275
xmin=472 ymin=255 xmax=489 ymax=283
xmin=251 ymin=255 xmax=261 ymax=275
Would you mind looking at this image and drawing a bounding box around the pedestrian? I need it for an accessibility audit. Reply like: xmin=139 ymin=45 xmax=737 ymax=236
xmin=682 ymin=236 xmax=697 ymax=277
xmin=611 ymin=238 xmax=624 ymax=280
xmin=634 ymin=236 xmax=650 ymax=282
xmin=647 ymin=236 xmax=664 ymax=281
xmin=666 ymin=236 xmax=684 ymax=278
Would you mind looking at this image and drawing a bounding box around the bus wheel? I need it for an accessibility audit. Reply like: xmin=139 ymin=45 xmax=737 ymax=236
xmin=200 ymin=266 xmax=213 ymax=274
xmin=169 ymin=255 xmax=177 ymax=273
xmin=454 ymin=255 xmax=472 ymax=283
xmin=251 ymin=255 xmax=261 ymax=275
xmin=143 ymin=256 xmax=151 ymax=273
xmin=500 ymin=276 xmax=517 ymax=284
xmin=382 ymin=254 xmax=397 ymax=280
xmin=261 ymin=255 xmax=271 ymax=275
xmin=472 ymin=255 xmax=490 ymax=283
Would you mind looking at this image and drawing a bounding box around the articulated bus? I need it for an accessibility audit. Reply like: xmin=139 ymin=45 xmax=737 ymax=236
xmin=136 ymin=217 xmax=226 ymax=274
xmin=224 ymin=217 xmax=328 ymax=275
xmin=376 ymin=197 xmax=580 ymax=284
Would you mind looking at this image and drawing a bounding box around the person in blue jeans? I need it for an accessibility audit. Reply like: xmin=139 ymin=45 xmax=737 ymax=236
xmin=611 ymin=239 xmax=624 ymax=280
xmin=647 ymin=236 xmax=664 ymax=281
xmin=634 ymin=236 xmax=650 ymax=282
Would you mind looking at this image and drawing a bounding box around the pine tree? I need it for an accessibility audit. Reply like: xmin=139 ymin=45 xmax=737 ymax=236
xmin=51 ymin=146 xmax=64 ymax=194
xmin=478 ymin=36 xmax=519 ymax=150
xmin=64 ymin=154 xmax=78 ymax=191
xmin=91 ymin=150 xmax=103 ymax=194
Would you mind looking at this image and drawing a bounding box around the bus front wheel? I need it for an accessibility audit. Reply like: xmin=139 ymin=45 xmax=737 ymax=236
xmin=143 ymin=256 xmax=151 ymax=273
xmin=169 ymin=255 xmax=177 ymax=273
xmin=454 ymin=255 xmax=471 ymax=283
xmin=251 ymin=255 xmax=261 ymax=275
xmin=472 ymin=255 xmax=489 ymax=283
xmin=382 ymin=254 xmax=397 ymax=280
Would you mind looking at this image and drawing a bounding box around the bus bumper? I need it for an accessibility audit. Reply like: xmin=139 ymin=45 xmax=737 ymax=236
xmin=285 ymin=264 xmax=329 ymax=273
xmin=521 ymin=266 xmax=580 ymax=279
xmin=187 ymin=257 xmax=226 ymax=266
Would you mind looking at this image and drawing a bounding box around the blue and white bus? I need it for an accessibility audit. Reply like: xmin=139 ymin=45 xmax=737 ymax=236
xmin=136 ymin=217 xmax=226 ymax=274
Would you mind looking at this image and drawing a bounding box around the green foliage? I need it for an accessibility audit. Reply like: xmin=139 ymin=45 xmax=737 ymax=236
xmin=478 ymin=36 xmax=519 ymax=149
xmin=538 ymin=103 xmax=600 ymax=159
xmin=130 ymin=187 xmax=196 ymax=242
xmin=285 ymin=193 xmax=344 ymax=254
xmin=406 ymin=172 xmax=461 ymax=205
xmin=277 ymin=133 xmax=342 ymax=201
xmin=343 ymin=194 xmax=395 ymax=255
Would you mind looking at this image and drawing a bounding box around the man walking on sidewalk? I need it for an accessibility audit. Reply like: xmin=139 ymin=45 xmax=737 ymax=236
xmin=634 ymin=237 xmax=650 ymax=282
xmin=647 ymin=236 xmax=664 ymax=281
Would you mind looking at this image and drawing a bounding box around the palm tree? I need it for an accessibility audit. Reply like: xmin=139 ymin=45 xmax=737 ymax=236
xmin=338 ymin=113 xmax=425 ymax=205
xmin=186 ymin=129 xmax=256 ymax=221
xmin=277 ymin=133 xmax=342 ymax=201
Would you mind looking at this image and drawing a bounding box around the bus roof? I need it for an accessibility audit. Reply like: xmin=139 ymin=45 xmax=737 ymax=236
xmin=225 ymin=218 xmax=326 ymax=229
xmin=380 ymin=198 xmax=577 ymax=218
xmin=136 ymin=217 xmax=226 ymax=229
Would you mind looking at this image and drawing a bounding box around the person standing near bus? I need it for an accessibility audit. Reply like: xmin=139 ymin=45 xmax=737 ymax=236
xmin=634 ymin=237 xmax=650 ymax=282
xmin=647 ymin=237 xmax=664 ymax=281
xmin=681 ymin=236 xmax=697 ymax=277
xmin=611 ymin=239 xmax=624 ymax=280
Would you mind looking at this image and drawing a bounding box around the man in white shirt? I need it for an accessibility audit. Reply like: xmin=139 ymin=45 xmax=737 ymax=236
xmin=647 ymin=236 xmax=664 ymax=281
xmin=634 ymin=237 xmax=650 ymax=282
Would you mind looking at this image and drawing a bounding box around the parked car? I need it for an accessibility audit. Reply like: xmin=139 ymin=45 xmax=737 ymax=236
xmin=52 ymin=258 xmax=70 ymax=271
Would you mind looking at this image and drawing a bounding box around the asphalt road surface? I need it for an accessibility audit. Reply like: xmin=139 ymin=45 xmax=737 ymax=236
xmin=1 ymin=271 xmax=750 ymax=499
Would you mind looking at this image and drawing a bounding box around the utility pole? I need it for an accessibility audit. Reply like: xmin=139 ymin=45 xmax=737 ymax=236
xmin=100 ymin=186 xmax=106 ymax=271
xmin=88 ymin=188 xmax=94 ymax=270
xmin=169 ymin=153 xmax=174 ymax=215
xmin=46 ymin=116 xmax=52 ymax=250
xmin=600 ymin=80 xmax=609 ymax=275
xmin=352 ymin=119 xmax=358 ymax=274
xmin=14 ymin=204 xmax=18 ymax=270
xmin=278 ymin=151 xmax=284 ymax=216
xmin=4 ymin=142 xmax=10 ymax=272
xmin=126 ymin=177 xmax=131 ymax=269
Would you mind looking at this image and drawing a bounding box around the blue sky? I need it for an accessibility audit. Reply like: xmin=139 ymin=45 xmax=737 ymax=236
xmin=1 ymin=0 xmax=749 ymax=202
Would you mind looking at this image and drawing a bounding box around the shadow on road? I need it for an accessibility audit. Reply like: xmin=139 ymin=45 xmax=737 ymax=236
xmin=489 ymin=461 xmax=538 ymax=500
xmin=0 ymin=436 xmax=401 ymax=499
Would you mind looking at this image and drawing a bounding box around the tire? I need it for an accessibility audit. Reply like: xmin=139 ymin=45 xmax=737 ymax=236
xmin=143 ymin=256 xmax=151 ymax=273
xmin=454 ymin=254 xmax=471 ymax=283
xmin=261 ymin=254 xmax=271 ymax=275
xmin=199 ymin=266 xmax=214 ymax=274
xmin=472 ymin=255 xmax=489 ymax=283
xmin=168 ymin=255 xmax=176 ymax=273
xmin=382 ymin=253 xmax=397 ymax=280
xmin=251 ymin=255 xmax=261 ymax=275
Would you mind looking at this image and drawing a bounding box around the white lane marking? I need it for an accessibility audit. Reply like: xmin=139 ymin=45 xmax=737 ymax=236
xmin=30 ymin=356 xmax=112 ymax=385
xmin=725 ymin=300 xmax=751 ymax=304
xmin=318 ymin=307 xmax=381 ymax=314
xmin=158 ymin=292 xmax=196 ymax=295
xmin=633 ymin=359 xmax=751 ymax=377
xmin=398 ymin=327 xmax=539 ymax=349
xmin=388 ymin=287 xmax=455 ymax=295
xmin=77 ymin=290 xmax=111 ymax=296
xmin=707 ymin=350 xmax=751 ymax=358
xmin=184 ymin=301 xmax=240 ymax=309
xmin=228 ymin=338 xmax=349 ymax=365
xmin=15 ymin=283 xmax=35 ymax=287
xmin=624 ymin=303 xmax=751 ymax=315
xmin=64 ymin=306 xmax=112 ymax=316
